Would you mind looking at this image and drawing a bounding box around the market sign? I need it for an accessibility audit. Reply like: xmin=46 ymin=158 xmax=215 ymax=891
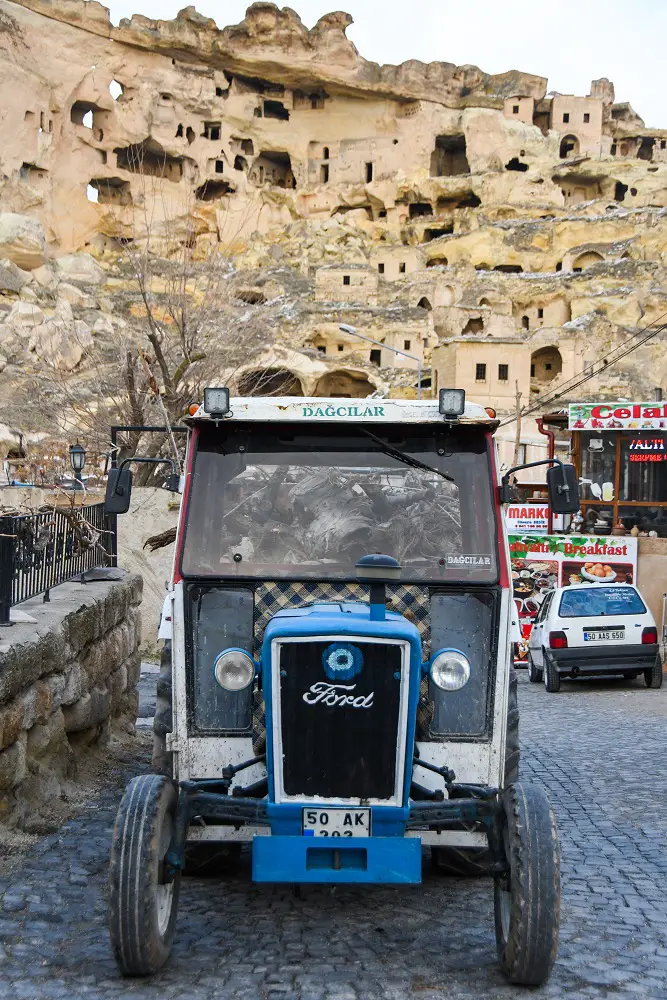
xmin=505 ymin=503 xmax=549 ymax=533
xmin=569 ymin=401 xmax=667 ymax=430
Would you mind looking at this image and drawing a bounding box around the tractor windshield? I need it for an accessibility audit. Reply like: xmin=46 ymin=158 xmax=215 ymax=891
xmin=181 ymin=423 xmax=498 ymax=583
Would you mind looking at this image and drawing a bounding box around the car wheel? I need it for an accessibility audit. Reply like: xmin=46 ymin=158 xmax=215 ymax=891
xmin=543 ymin=651 xmax=560 ymax=693
xmin=494 ymin=782 xmax=560 ymax=985
xmin=644 ymin=654 xmax=664 ymax=689
xmin=527 ymin=653 xmax=543 ymax=684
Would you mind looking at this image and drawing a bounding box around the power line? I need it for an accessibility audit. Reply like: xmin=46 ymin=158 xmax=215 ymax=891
xmin=511 ymin=308 xmax=667 ymax=420
xmin=499 ymin=311 xmax=667 ymax=427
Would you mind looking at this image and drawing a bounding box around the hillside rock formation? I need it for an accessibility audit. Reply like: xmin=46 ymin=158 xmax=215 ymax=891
xmin=0 ymin=0 xmax=666 ymax=467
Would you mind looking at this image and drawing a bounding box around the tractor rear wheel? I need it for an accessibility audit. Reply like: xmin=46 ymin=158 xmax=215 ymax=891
xmin=153 ymin=641 xmax=173 ymax=777
xmin=494 ymin=782 xmax=560 ymax=985
xmin=109 ymin=774 xmax=180 ymax=976
xmin=432 ymin=667 xmax=519 ymax=877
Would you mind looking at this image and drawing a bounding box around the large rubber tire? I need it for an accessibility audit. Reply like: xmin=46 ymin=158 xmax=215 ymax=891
xmin=543 ymin=650 xmax=561 ymax=693
xmin=494 ymin=782 xmax=560 ymax=986
xmin=109 ymin=774 xmax=181 ymax=976
xmin=645 ymin=654 xmax=664 ymax=688
xmin=152 ymin=641 xmax=173 ymax=777
xmin=432 ymin=667 xmax=519 ymax=877
xmin=527 ymin=653 xmax=543 ymax=684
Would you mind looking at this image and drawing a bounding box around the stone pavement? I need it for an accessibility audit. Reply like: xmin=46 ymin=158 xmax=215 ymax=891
xmin=1 ymin=672 xmax=666 ymax=999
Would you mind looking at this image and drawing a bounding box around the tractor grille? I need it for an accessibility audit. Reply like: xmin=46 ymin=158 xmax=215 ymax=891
xmin=273 ymin=638 xmax=408 ymax=803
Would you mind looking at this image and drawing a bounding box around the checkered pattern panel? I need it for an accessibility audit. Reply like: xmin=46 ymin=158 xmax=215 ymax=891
xmin=251 ymin=580 xmax=432 ymax=752
xmin=253 ymin=580 xmax=431 ymax=657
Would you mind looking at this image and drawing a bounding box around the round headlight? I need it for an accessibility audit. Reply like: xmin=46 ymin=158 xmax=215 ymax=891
xmin=430 ymin=649 xmax=471 ymax=691
xmin=213 ymin=649 xmax=255 ymax=691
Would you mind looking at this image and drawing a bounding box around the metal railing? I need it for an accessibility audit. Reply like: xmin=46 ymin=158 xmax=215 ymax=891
xmin=0 ymin=502 xmax=115 ymax=625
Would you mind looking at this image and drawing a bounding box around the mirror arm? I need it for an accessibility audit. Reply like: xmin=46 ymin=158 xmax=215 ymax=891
xmin=500 ymin=458 xmax=566 ymax=504
xmin=112 ymin=457 xmax=177 ymax=497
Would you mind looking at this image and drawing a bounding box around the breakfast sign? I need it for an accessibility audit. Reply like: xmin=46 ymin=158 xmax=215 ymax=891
xmin=569 ymin=401 xmax=667 ymax=430
xmin=509 ymin=533 xmax=638 ymax=662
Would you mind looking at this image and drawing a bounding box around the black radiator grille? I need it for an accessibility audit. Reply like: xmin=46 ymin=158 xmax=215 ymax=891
xmin=276 ymin=639 xmax=405 ymax=801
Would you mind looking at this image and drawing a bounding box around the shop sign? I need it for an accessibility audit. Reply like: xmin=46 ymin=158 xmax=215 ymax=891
xmin=628 ymin=436 xmax=667 ymax=462
xmin=569 ymin=401 xmax=667 ymax=430
xmin=509 ymin=533 xmax=638 ymax=662
xmin=505 ymin=503 xmax=549 ymax=533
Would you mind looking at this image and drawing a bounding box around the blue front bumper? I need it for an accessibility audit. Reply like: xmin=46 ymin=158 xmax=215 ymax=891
xmin=252 ymin=835 xmax=422 ymax=884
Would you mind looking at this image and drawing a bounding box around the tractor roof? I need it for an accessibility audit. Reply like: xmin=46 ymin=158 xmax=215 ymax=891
xmin=186 ymin=396 xmax=498 ymax=427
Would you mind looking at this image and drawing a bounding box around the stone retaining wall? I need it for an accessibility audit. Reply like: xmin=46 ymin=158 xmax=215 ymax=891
xmin=0 ymin=571 xmax=142 ymax=829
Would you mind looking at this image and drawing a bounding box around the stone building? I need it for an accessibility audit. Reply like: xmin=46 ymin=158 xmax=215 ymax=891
xmin=0 ymin=0 xmax=666 ymax=479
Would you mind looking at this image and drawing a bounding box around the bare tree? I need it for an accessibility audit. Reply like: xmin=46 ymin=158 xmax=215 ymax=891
xmin=4 ymin=147 xmax=282 ymax=482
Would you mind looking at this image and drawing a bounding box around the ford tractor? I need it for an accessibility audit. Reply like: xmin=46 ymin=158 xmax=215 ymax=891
xmin=105 ymin=388 xmax=578 ymax=985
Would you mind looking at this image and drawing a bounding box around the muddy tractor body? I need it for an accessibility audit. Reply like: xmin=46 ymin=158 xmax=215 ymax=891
xmin=108 ymin=393 xmax=572 ymax=985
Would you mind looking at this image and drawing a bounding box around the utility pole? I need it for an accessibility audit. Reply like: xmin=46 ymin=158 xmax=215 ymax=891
xmin=512 ymin=380 xmax=522 ymax=468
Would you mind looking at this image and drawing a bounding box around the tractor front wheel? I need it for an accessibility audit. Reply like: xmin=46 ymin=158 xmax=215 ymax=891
xmin=494 ymin=782 xmax=560 ymax=986
xmin=109 ymin=774 xmax=180 ymax=976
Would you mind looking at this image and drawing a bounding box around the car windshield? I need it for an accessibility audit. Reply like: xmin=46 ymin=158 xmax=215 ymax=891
xmin=558 ymin=587 xmax=647 ymax=618
xmin=181 ymin=423 xmax=498 ymax=582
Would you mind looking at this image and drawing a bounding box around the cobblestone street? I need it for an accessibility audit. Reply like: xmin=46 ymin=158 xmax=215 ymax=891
xmin=0 ymin=672 xmax=666 ymax=999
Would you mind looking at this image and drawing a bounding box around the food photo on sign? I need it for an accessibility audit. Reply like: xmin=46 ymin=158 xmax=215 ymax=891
xmin=508 ymin=534 xmax=639 ymax=664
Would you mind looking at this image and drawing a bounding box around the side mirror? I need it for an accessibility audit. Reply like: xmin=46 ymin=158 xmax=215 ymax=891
xmin=547 ymin=463 xmax=580 ymax=514
xmin=500 ymin=480 xmax=515 ymax=504
xmin=105 ymin=467 xmax=133 ymax=514
xmin=165 ymin=472 xmax=180 ymax=493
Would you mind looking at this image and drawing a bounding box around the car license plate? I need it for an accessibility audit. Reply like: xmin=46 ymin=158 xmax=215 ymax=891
xmin=302 ymin=807 xmax=370 ymax=837
xmin=583 ymin=629 xmax=624 ymax=641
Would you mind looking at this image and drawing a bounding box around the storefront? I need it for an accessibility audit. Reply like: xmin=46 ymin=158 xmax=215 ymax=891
xmin=569 ymin=401 xmax=667 ymax=536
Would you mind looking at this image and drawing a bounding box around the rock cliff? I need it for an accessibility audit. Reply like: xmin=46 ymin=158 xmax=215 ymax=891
xmin=0 ymin=0 xmax=665 ymax=468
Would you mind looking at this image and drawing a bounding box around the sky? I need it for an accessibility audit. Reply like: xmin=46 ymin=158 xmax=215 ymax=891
xmin=103 ymin=0 xmax=667 ymax=128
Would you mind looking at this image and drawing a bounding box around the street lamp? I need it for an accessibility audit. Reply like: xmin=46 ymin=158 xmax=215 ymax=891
xmin=338 ymin=324 xmax=424 ymax=400
xmin=69 ymin=441 xmax=86 ymax=490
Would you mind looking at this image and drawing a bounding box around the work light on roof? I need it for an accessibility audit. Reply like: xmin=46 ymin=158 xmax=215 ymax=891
xmin=203 ymin=387 xmax=231 ymax=416
xmin=438 ymin=388 xmax=466 ymax=420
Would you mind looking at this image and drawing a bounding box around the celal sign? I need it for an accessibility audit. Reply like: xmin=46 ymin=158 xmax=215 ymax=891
xmin=505 ymin=504 xmax=549 ymax=534
xmin=569 ymin=401 xmax=667 ymax=430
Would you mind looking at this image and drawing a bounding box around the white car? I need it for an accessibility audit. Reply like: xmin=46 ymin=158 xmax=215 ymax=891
xmin=527 ymin=583 xmax=663 ymax=692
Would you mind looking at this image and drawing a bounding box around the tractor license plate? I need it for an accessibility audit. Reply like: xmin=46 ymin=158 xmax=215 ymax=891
xmin=583 ymin=629 xmax=624 ymax=641
xmin=302 ymin=807 xmax=371 ymax=837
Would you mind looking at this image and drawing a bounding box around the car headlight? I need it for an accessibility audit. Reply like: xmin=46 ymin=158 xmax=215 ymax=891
xmin=430 ymin=649 xmax=471 ymax=691
xmin=213 ymin=649 xmax=255 ymax=691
